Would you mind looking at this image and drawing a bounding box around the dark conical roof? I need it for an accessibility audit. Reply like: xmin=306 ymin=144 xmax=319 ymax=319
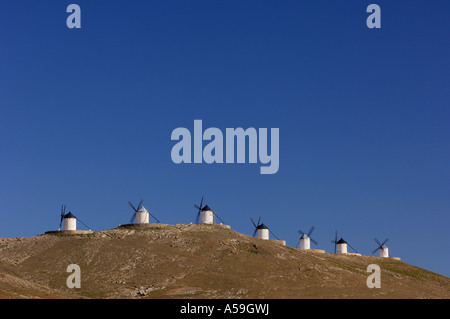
xmin=257 ymin=223 xmax=268 ymax=230
xmin=64 ymin=212 xmax=76 ymax=219
xmin=201 ymin=205 xmax=212 ymax=211
xmin=337 ymin=238 xmax=347 ymax=244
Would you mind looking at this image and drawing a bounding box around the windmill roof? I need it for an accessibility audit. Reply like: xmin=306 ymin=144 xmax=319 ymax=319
xmin=64 ymin=212 xmax=76 ymax=219
xmin=201 ymin=205 xmax=212 ymax=211
xmin=137 ymin=206 xmax=148 ymax=213
xmin=257 ymin=223 xmax=268 ymax=230
xmin=337 ymin=238 xmax=347 ymax=244
xmin=300 ymin=234 xmax=309 ymax=239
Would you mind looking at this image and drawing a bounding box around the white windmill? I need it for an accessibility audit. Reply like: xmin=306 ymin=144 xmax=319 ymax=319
xmin=331 ymin=231 xmax=358 ymax=254
xmin=296 ymin=226 xmax=318 ymax=249
xmin=128 ymin=200 xmax=160 ymax=224
xmin=193 ymin=196 xmax=225 ymax=224
xmin=251 ymin=217 xmax=279 ymax=240
xmin=59 ymin=204 xmax=91 ymax=231
xmin=372 ymin=238 xmax=389 ymax=257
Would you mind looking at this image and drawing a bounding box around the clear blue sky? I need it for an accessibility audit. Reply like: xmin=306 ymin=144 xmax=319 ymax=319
xmin=1 ymin=1 xmax=449 ymax=277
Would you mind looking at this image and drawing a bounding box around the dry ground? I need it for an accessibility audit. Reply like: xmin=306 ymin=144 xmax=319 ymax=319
xmin=0 ymin=223 xmax=448 ymax=298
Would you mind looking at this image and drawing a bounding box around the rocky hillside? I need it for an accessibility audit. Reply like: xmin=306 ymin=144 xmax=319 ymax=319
xmin=0 ymin=223 xmax=448 ymax=298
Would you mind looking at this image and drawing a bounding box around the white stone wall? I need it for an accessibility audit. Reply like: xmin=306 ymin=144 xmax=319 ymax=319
xmin=300 ymin=237 xmax=310 ymax=249
xmin=136 ymin=211 xmax=149 ymax=224
xmin=379 ymin=247 xmax=389 ymax=257
xmin=63 ymin=217 xmax=76 ymax=231
xmin=201 ymin=210 xmax=214 ymax=224
xmin=337 ymin=243 xmax=347 ymax=254
xmin=257 ymin=228 xmax=269 ymax=240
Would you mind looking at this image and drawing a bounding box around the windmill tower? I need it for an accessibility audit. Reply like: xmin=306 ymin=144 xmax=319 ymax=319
xmin=373 ymin=238 xmax=389 ymax=257
xmin=336 ymin=238 xmax=348 ymax=254
xmin=296 ymin=226 xmax=318 ymax=250
xmin=63 ymin=212 xmax=77 ymax=231
xmin=251 ymin=217 xmax=279 ymax=240
xmin=128 ymin=200 xmax=160 ymax=224
xmin=200 ymin=205 xmax=214 ymax=224
xmin=136 ymin=206 xmax=149 ymax=224
xmin=193 ymin=196 xmax=225 ymax=224
xmin=59 ymin=205 xmax=91 ymax=231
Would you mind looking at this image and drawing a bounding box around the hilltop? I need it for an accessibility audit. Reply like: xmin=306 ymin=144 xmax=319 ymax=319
xmin=0 ymin=223 xmax=448 ymax=299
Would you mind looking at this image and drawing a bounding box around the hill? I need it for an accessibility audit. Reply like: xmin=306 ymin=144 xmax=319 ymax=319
xmin=0 ymin=223 xmax=448 ymax=298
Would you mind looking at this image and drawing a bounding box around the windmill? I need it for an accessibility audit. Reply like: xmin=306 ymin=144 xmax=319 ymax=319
xmin=296 ymin=226 xmax=318 ymax=249
xmin=331 ymin=231 xmax=358 ymax=254
xmin=251 ymin=217 xmax=279 ymax=240
xmin=128 ymin=199 xmax=160 ymax=224
xmin=193 ymin=196 xmax=225 ymax=224
xmin=59 ymin=204 xmax=91 ymax=231
xmin=372 ymin=238 xmax=389 ymax=257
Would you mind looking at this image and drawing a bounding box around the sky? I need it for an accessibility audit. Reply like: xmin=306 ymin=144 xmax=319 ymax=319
xmin=1 ymin=1 xmax=449 ymax=278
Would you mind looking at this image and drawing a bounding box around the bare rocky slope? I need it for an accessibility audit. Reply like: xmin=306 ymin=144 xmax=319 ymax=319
xmin=0 ymin=223 xmax=448 ymax=299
